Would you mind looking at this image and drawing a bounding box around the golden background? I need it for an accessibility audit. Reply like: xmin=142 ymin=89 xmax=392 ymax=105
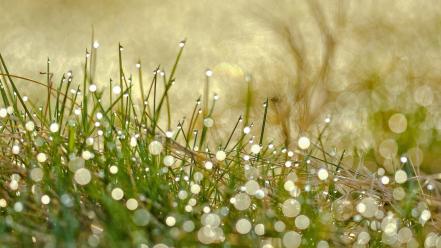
xmin=1 ymin=0 xmax=440 ymax=172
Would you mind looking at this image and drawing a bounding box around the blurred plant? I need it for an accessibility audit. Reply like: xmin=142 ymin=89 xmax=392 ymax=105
xmin=249 ymin=0 xmax=441 ymax=177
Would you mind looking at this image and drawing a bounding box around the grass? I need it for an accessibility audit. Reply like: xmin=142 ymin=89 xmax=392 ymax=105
xmin=0 ymin=39 xmax=439 ymax=248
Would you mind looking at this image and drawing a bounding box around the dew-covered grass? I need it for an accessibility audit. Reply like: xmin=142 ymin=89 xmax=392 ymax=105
xmin=0 ymin=40 xmax=440 ymax=248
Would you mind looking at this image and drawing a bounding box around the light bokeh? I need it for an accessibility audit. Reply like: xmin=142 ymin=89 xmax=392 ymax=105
xmin=1 ymin=0 xmax=441 ymax=171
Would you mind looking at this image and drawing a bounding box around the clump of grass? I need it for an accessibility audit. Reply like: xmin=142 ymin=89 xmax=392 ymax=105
xmin=0 ymin=40 xmax=439 ymax=248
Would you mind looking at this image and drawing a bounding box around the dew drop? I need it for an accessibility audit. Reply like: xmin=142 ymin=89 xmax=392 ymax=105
xmin=215 ymin=151 xmax=226 ymax=161
xmin=282 ymin=231 xmax=301 ymax=248
xmin=295 ymin=215 xmax=310 ymax=230
xmin=165 ymin=216 xmax=176 ymax=227
xmin=126 ymin=198 xmax=138 ymax=210
xmin=388 ymin=113 xmax=407 ymax=134
xmin=89 ymin=84 xmax=97 ymax=93
xmin=111 ymin=188 xmax=124 ymax=200
xmin=149 ymin=141 xmax=163 ymax=155
xmin=235 ymin=218 xmax=251 ymax=234
xmin=203 ymin=118 xmax=214 ymax=127
xmin=25 ymin=121 xmax=35 ymax=131
xmin=254 ymin=223 xmax=265 ymax=236
xmin=112 ymin=85 xmax=122 ymax=95
xmin=163 ymin=155 xmax=174 ymax=167
xmin=394 ymin=170 xmax=408 ymax=184
xmin=11 ymin=145 xmax=20 ymax=155
xmin=30 ymin=168 xmax=44 ymax=182
xmin=41 ymin=195 xmax=51 ymax=205
xmin=204 ymin=161 xmax=213 ymax=170
xmin=317 ymin=168 xmax=329 ymax=181
xmin=244 ymin=180 xmax=259 ymax=195
xmin=74 ymin=168 xmax=92 ymax=185
xmin=298 ymin=136 xmax=310 ymax=150
xmin=109 ymin=165 xmax=118 ymax=174
xmin=49 ymin=122 xmax=59 ymax=133
xmin=282 ymin=198 xmax=301 ymax=217
xmin=37 ymin=153 xmax=47 ymax=163
xmin=232 ymin=193 xmax=251 ymax=211
xmin=250 ymin=144 xmax=261 ymax=154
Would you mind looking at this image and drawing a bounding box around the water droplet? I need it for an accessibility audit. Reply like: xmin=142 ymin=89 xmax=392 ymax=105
xmin=298 ymin=136 xmax=310 ymax=150
xmin=395 ymin=170 xmax=408 ymax=184
xmin=254 ymin=223 xmax=265 ymax=236
xmin=244 ymin=180 xmax=259 ymax=195
xmin=357 ymin=231 xmax=370 ymax=245
xmin=295 ymin=215 xmax=310 ymax=230
xmin=49 ymin=122 xmax=59 ymax=133
xmin=11 ymin=145 xmax=20 ymax=155
xmin=112 ymin=85 xmax=122 ymax=95
xmin=203 ymin=118 xmax=214 ymax=127
xmin=250 ymin=144 xmax=261 ymax=154
xmin=282 ymin=231 xmax=301 ymax=248
xmin=235 ymin=218 xmax=251 ymax=234
xmin=132 ymin=209 xmax=150 ymax=226
xmin=30 ymin=168 xmax=44 ymax=182
xmin=165 ymin=216 xmax=176 ymax=226
xmin=282 ymin=198 xmax=301 ymax=217
xmin=89 ymin=84 xmax=97 ymax=92
xmin=111 ymin=188 xmax=124 ymax=200
xmin=232 ymin=193 xmax=251 ymax=211
xmin=204 ymin=161 xmax=213 ymax=170
xmin=25 ymin=121 xmax=35 ymax=131
xmin=41 ymin=195 xmax=51 ymax=205
xmin=317 ymin=168 xmax=329 ymax=181
xmin=215 ymin=151 xmax=226 ymax=161
xmin=149 ymin=141 xmax=163 ymax=155
xmin=388 ymin=113 xmax=407 ymax=134
xmin=74 ymin=168 xmax=92 ymax=185
xmin=37 ymin=153 xmax=47 ymax=163
xmin=0 ymin=108 xmax=8 ymax=118
xmin=163 ymin=155 xmax=174 ymax=167
xmin=126 ymin=198 xmax=138 ymax=210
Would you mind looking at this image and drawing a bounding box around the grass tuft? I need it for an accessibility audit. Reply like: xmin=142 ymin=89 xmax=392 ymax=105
xmin=0 ymin=40 xmax=439 ymax=248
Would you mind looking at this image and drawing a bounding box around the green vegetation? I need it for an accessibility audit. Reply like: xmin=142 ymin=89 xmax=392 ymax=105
xmin=0 ymin=40 xmax=439 ymax=248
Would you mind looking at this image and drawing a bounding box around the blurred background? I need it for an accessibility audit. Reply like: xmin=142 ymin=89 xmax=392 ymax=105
xmin=0 ymin=0 xmax=440 ymax=173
